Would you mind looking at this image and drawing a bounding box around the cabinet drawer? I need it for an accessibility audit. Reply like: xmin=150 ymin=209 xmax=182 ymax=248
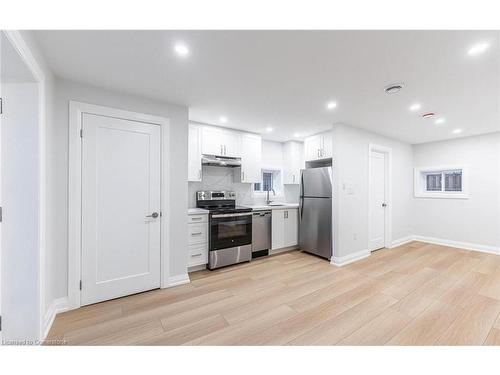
xmin=188 ymin=243 xmax=208 ymax=266
xmin=188 ymin=223 xmax=208 ymax=244
xmin=188 ymin=214 xmax=208 ymax=224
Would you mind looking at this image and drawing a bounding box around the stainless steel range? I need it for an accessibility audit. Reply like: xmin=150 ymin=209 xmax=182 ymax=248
xmin=196 ymin=191 xmax=252 ymax=270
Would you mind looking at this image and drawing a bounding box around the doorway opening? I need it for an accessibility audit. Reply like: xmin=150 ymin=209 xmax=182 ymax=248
xmin=1 ymin=31 xmax=46 ymax=342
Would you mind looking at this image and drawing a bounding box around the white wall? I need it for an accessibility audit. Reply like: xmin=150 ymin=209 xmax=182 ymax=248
xmin=262 ymin=140 xmax=283 ymax=169
xmin=49 ymin=78 xmax=189 ymax=304
xmin=1 ymin=30 xmax=55 ymax=342
xmin=1 ymin=83 xmax=40 ymax=341
xmin=413 ymin=133 xmax=500 ymax=250
xmin=331 ymin=124 xmax=414 ymax=259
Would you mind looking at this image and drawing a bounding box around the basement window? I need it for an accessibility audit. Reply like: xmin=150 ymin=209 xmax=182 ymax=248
xmin=414 ymin=166 xmax=468 ymax=199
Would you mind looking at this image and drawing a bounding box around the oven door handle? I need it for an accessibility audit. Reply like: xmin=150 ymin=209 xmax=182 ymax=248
xmin=211 ymin=212 xmax=252 ymax=218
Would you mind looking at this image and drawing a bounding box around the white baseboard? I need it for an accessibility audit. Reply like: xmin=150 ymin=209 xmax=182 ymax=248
xmin=165 ymin=273 xmax=191 ymax=288
xmin=188 ymin=264 xmax=207 ymax=273
xmin=413 ymin=235 xmax=500 ymax=255
xmin=331 ymin=249 xmax=370 ymax=267
xmin=390 ymin=235 xmax=415 ymax=248
xmin=269 ymin=245 xmax=299 ymax=256
xmin=42 ymin=297 xmax=68 ymax=340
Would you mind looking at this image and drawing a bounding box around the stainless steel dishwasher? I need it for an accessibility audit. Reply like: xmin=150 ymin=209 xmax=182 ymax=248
xmin=252 ymin=210 xmax=272 ymax=258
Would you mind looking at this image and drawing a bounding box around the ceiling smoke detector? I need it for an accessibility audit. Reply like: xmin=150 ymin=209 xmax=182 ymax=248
xmin=422 ymin=112 xmax=436 ymax=119
xmin=384 ymin=83 xmax=404 ymax=94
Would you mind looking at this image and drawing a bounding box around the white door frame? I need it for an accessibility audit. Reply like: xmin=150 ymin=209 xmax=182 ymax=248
xmin=367 ymin=143 xmax=392 ymax=251
xmin=68 ymin=101 xmax=170 ymax=310
xmin=1 ymin=30 xmax=47 ymax=340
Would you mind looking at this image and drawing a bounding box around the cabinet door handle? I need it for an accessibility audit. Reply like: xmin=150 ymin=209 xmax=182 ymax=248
xmin=191 ymin=232 xmax=203 ymax=236
xmin=191 ymin=217 xmax=203 ymax=221
xmin=293 ymin=174 xmax=295 ymax=183
xmin=242 ymin=171 xmax=245 ymax=181
xmin=224 ymin=145 xmax=227 ymax=155
xmin=191 ymin=253 xmax=202 ymax=257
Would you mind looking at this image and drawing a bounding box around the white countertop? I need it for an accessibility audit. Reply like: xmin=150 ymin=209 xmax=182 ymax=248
xmin=188 ymin=208 xmax=209 ymax=215
xmin=245 ymin=203 xmax=299 ymax=211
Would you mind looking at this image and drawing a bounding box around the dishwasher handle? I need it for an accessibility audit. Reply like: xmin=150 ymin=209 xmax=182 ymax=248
xmin=253 ymin=211 xmax=272 ymax=217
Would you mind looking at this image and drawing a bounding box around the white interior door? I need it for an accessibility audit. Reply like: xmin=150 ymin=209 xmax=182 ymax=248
xmin=81 ymin=113 xmax=161 ymax=306
xmin=369 ymin=151 xmax=386 ymax=251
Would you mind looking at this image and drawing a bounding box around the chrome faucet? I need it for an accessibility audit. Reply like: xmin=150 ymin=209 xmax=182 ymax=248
xmin=266 ymin=189 xmax=275 ymax=205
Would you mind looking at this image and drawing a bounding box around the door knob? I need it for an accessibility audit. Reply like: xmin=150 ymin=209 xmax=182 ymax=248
xmin=382 ymin=203 xmax=387 ymax=207
xmin=146 ymin=212 xmax=159 ymax=218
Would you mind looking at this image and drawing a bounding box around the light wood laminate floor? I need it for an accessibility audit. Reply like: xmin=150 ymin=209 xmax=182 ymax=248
xmin=46 ymin=242 xmax=500 ymax=345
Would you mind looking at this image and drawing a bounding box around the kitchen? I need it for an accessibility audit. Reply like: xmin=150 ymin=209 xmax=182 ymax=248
xmin=2 ymin=29 xmax=500 ymax=349
xmin=187 ymin=123 xmax=333 ymax=271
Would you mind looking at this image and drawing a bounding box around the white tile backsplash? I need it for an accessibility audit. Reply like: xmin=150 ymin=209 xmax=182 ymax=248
xmin=188 ymin=165 xmax=299 ymax=207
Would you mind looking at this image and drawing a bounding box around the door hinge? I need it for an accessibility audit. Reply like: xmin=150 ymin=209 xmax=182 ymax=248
xmin=80 ymin=129 xmax=83 ymax=138
xmin=0 ymin=315 xmax=2 ymax=331
xmin=0 ymin=207 xmax=2 ymax=222
xmin=79 ymin=280 xmax=82 ymax=290
xmin=0 ymin=97 xmax=3 ymax=114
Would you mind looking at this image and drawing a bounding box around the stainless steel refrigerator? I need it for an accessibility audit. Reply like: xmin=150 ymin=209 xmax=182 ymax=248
xmin=299 ymin=167 xmax=332 ymax=259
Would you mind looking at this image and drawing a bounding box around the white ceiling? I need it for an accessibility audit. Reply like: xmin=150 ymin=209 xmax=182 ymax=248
xmin=33 ymin=30 xmax=499 ymax=144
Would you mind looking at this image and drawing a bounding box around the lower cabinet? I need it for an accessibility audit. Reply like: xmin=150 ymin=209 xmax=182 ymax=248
xmin=187 ymin=213 xmax=208 ymax=268
xmin=271 ymin=208 xmax=299 ymax=250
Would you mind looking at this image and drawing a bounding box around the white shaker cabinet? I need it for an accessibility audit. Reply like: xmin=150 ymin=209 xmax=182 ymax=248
xmin=304 ymin=131 xmax=332 ymax=161
xmin=188 ymin=124 xmax=202 ymax=182
xmin=234 ymin=133 xmax=262 ymax=183
xmin=271 ymin=208 xmax=299 ymax=250
xmin=187 ymin=213 xmax=209 ymax=268
xmin=283 ymin=141 xmax=304 ymax=185
xmin=201 ymin=126 xmax=241 ymax=158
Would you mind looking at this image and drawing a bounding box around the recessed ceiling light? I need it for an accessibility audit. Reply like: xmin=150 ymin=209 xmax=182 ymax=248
xmin=265 ymin=127 xmax=273 ymax=132
xmin=294 ymin=133 xmax=300 ymax=137
xmin=219 ymin=116 xmax=227 ymax=123
xmin=174 ymin=44 xmax=189 ymax=56
xmin=409 ymin=103 xmax=421 ymax=111
xmin=326 ymin=101 xmax=337 ymax=110
xmin=384 ymin=83 xmax=404 ymax=94
xmin=452 ymin=129 xmax=462 ymax=134
xmin=422 ymin=112 xmax=436 ymax=119
xmin=467 ymin=42 xmax=490 ymax=56
xmin=435 ymin=118 xmax=446 ymax=125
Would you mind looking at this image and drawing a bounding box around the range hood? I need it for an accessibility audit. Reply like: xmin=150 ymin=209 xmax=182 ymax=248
xmin=202 ymin=154 xmax=242 ymax=168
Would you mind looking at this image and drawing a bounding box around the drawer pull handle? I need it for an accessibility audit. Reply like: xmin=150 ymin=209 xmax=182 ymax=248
xmin=191 ymin=217 xmax=202 ymax=221
xmin=191 ymin=232 xmax=203 ymax=236
xmin=191 ymin=253 xmax=202 ymax=257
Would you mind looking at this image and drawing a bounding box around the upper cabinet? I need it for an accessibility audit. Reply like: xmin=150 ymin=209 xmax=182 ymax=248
xmin=234 ymin=133 xmax=262 ymax=183
xmin=283 ymin=141 xmax=304 ymax=185
xmin=188 ymin=124 xmax=202 ymax=182
xmin=201 ymin=126 xmax=241 ymax=158
xmin=304 ymin=131 xmax=332 ymax=161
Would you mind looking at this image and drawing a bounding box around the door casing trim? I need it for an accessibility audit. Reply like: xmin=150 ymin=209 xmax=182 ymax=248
xmin=367 ymin=143 xmax=393 ymax=252
xmin=68 ymin=101 xmax=170 ymax=310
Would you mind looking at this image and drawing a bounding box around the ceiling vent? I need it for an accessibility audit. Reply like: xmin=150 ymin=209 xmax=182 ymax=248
xmin=422 ymin=112 xmax=436 ymax=119
xmin=384 ymin=83 xmax=404 ymax=94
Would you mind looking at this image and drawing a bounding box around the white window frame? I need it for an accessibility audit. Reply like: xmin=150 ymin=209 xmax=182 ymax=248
xmin=253 ymin=169 xmax=282 ymax=195
xmin=414 ymin=165 xmax=469 ymax=199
